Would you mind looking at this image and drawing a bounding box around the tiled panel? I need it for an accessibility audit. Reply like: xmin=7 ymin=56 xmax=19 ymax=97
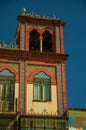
xmin=0 ymin=62 xmax=19 ymax=72
xmin=21 ymin=60 xmax=25 ymax=115
xmin=57 ymin=27 xmax=61 ymax=53
xmin=22 ymin=23 xmax=26 ymax=50
xmin=58 ymin=63 xmax=63 ymax=114
xmin=28 ymin=64 xmax=56 ymax=79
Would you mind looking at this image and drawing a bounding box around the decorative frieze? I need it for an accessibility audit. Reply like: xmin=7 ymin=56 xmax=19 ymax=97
xmin=0 ymin=62 xmax=19 ymax=72
xmin=57 ymin=27 xmax=61 ymax=53
xmin=28 ymin=64 xmax=56 ymax=79
xmin=21 ymin=60 xmax=25 ymax=115
xmin=58 ymin=63 xmax=63 ymax=115
xmin=22 ymin=23 xmax=26 ymax=50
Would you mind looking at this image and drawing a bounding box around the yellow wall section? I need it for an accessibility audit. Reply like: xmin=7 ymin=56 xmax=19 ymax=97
xmin=15 ymin=83 xmax=19 ymax=99
xmin=26 ymin=83 xmax=58 ymax=115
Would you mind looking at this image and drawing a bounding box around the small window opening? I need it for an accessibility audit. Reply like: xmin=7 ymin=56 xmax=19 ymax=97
xmin=29 ymin=29 xmax=40 ymax=51
xmin=42 ymin=30 xmax=52 ymax=52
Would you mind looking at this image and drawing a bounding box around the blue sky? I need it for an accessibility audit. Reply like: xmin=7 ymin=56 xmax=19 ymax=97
xmin=0 ymin=0 xmax=86 ymax=108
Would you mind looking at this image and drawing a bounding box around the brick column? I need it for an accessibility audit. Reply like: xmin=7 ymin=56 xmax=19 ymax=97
xmin=62 ymin=62 xmax=67 ymax=111
xmin=60 ymin=25 xmax=64 ymax=54
xmin=54 ymin=25 xmax=58 ymax=53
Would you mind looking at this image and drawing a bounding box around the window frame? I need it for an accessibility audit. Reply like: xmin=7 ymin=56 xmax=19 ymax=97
xmin=33 ymin=77 xmax=51 ymax=102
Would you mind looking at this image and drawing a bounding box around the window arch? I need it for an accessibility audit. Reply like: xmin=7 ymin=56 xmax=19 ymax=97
xmin=0 ymin=65 xmax=19 ymax=80
xmin=29 ymin=29 xmax=40 ymax=51
xmin=42 ymin=30 xmax=52 ymax=52
xmin=33 ymin=72 xmax=51 ymax=102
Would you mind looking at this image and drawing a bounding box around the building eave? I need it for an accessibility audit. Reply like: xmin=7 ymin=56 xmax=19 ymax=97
xmin=0 ymin=49 xmax=68 ymax=63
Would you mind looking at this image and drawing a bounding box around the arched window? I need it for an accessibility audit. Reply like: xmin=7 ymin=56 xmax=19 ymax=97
xmin=33 ymin=72 xmax=51 ymax=102
xmin=42 ymin=30 xmax=52 ymax=52
xmin=0 ymin=69 xmax=15 ymax=111
xmin=29 ymin=29 xmax=40 ymax=51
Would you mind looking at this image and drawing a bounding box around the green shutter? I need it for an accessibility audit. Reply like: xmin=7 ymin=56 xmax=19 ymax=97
xmin=6 ymin=84 xmax=9 ymax=98
xmin=2 ymin=84 xmax=5 ymax=98
xmin=37 ymin=82 xmax=41 ymax=100
xmin=34 ymin=84 xmax=38 ymax=100
xmin=10 ymin=83 xmax=14 ymax=98
xmin=42 ymin=83 xmax=46 ymax=101
xmin=46 ymin=83 xmax=50 ymax=101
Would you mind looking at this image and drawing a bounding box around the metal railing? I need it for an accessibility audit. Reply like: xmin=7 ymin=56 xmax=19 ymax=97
xmin=0 ymin=97 xmax=18 ymax=113
xmin=0 ymin=41 xmax=19 ymax=49
xmin=21 ymin=114 xmax=69 ymax=130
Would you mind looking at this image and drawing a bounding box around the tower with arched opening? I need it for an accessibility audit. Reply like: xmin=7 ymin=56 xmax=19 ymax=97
xmin=0 ymin=8 xmax=69 ymax=130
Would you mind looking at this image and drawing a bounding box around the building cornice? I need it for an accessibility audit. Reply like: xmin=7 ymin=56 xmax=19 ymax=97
xmin=18 ymin=15 xmax=65 ymax=26
xmin=0 ymin=49 xmax=68 ymax=63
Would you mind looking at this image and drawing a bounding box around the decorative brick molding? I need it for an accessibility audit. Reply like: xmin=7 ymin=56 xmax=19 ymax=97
xmin=28 ymin=67 xmax=56 ymax=83
xmin=41 ymin=27 xmax=53 ymax=35
xmin=0 ymin=65 xmax=19 ymax=80
xmin=28 ymin=64 xmax=56 ymax=79
xmin=26 ymin=26 xmax=41 ymax=51
xmin=26 ymin=26 xmax=54 ymax=51
xmin=0 ymin=62 xmax=19 ymax=72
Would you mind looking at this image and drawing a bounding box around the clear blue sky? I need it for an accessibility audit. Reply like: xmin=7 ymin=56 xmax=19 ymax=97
xmin=0 ymin=0 xmax=86 ymax=108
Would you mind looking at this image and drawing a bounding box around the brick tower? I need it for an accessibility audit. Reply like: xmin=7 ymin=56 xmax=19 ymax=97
xmin=0 ymin=8 xmax=68 ymax=129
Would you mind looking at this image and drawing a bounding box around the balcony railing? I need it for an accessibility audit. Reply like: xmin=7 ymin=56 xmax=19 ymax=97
xmin=0 ymin=40 xmax=19 ymax=50
xmin=21 ymin=115 xmax=69 ymax=130
xmin=0 ymin=97 xmax=18 ymax=113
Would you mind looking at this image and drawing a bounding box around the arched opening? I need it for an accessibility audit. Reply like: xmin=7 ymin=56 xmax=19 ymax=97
xmin=29 ymin=29 xmax=40 ymax=51
xmin=42 ymin=30 xmax=52 ymax=52
xmin=0 ymin=69 xmax=15 ymax=112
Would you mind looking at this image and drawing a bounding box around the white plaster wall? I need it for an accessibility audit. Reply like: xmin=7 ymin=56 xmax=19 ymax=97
xmin=26 ymin=83 xmax=58 ymax=115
